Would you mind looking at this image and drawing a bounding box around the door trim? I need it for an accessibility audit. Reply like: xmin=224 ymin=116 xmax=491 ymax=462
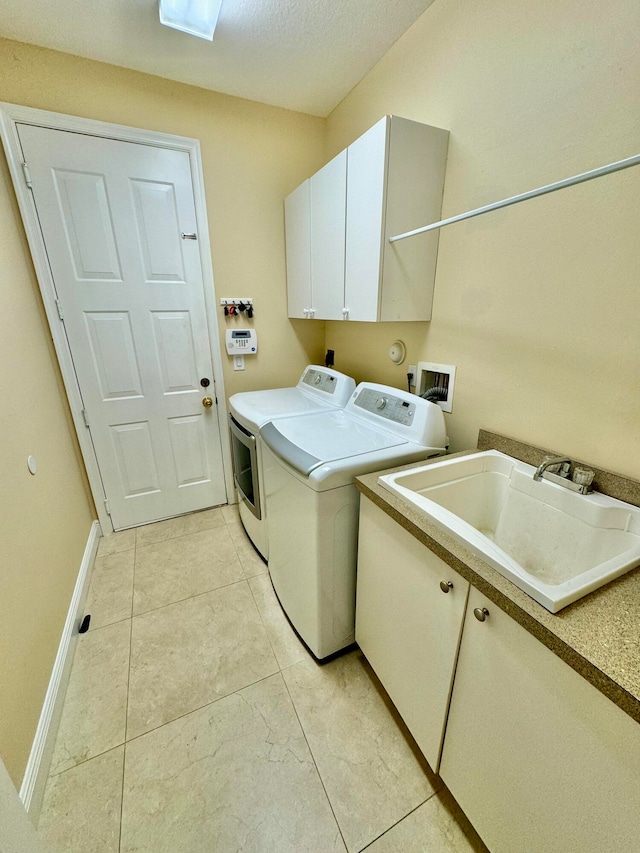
xmin=0 ymin=102 xmax=234 ymax=531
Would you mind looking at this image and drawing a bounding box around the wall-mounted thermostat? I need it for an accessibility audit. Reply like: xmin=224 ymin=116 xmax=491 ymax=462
xmin=225 ymin=329 xmax=257 ymax=355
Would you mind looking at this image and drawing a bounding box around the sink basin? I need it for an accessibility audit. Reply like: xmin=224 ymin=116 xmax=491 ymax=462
xmin=378 ymin=450 xmax=640 ymax=612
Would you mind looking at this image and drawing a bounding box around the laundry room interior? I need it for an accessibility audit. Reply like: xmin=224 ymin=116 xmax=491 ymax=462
xmin=1 ymin=0 xmax=639 ymax=850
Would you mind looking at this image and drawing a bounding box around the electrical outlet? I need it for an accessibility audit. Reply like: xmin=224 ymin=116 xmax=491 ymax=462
xmin=408 ymin=365 xmax=417 ymax=387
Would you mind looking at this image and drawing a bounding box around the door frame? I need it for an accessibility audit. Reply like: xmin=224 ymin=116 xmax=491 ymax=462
xmin=0 ymin=102 xmax=234 ymax=533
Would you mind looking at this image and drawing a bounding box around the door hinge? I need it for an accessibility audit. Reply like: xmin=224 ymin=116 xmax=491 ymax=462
xmin=81 ymin=409 xmax=90 ymax=428
xmin=21 ymin=161 xmax=33 ymax=189
xmin=55 ymin=298 xmax=64 ymax=320
xmin=104 ymin=499 xmax=111 ymax=516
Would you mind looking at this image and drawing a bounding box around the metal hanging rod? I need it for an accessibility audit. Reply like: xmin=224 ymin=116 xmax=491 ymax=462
xmin=389 ymin=153 xmax=640 ymax=244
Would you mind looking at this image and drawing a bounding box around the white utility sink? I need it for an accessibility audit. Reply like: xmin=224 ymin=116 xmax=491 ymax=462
xmin=378 ymin=450 xmax=640 ymax=612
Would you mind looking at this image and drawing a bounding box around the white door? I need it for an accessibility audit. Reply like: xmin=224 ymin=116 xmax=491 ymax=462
xmin=17 ymin=124 xmax=227 ymax=530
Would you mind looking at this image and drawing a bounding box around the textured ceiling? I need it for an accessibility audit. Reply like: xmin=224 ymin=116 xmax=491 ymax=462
xmin=0 ymin=0 xmax=435 ymax=116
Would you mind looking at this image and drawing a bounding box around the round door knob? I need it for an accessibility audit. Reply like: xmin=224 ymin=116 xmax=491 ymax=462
xmin=473 ymin=607 xmax=490 ymax=622
xmin=439 ymin=581 xmax=453 ymax=593
xmin=202 ymin=396 xmax=213 ymax=408
xmin=375 ymin=397 xmax=388 ymax=410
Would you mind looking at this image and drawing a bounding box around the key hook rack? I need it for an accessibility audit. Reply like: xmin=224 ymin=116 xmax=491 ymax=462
xmin=220 ymin=297 xmax=254 ymax=318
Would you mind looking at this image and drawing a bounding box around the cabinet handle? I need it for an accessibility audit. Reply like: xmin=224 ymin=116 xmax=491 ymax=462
xmin=342 ymin=307 xmax=349 ymax=319
xmin=439 ymin=580 xmax=454 ymax=593
xmin=473 ymin=607 xmax=490 ymax=622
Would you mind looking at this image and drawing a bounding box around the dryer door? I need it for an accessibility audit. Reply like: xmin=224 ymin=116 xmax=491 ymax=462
xmin=229 ymin=415 xmax=261 ymax=519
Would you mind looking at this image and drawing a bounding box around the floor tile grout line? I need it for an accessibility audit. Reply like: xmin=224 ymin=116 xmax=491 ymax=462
xmin=118 ymin=742 xmax=126 ymax=853
xmin=280 ymin=670 xmax=350 ymax=853
xmin=134 ymin=515 xmax=229 ymax=550
xmin=47 ymin=742 xmax=127 ymax=779
xmin=123 ymin=668 xmax=282 ymax=748
xmin=130 ymin=574 xmax=254 ymax=621
xmin=246 ymin=573 xmax=285 ymax=673
xmin=356 ymin=796 xmax=434 ymax=853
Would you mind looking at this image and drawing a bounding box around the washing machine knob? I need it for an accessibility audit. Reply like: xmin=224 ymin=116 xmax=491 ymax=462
xmin=314 ymin=374 xmax=322 ymax=385
xmin=375 ymin=397 xmax=388 ymax=410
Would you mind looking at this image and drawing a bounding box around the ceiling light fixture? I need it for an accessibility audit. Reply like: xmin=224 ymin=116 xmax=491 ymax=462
xmin=159 ymin=0 xmax=223 ymax=41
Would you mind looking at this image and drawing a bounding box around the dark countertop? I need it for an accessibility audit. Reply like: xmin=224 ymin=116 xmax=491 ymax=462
xmin=355 ymin=430 xmax=640 ymax=725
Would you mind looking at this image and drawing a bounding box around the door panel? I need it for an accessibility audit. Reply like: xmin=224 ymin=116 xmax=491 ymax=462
xmin=131 ymin=179 xmax=186 ymax=282
xmin=18 ymin=123 xmax=227 ymax=529
xmin=85 ymin=312 xmax=143 ymax=399
xmin=54 ymin=169 xmax=123 ymax=280
xmin=151 ymin=311 xmax=198 ymax=393
xmin=168 ymin=415 xmax=210 ymax=486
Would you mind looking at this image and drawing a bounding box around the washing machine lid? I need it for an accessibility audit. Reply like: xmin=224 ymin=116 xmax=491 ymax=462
xmin=260 ymin=410 xmax=407 ymax=476
xmin=229 ymin=366 xmax=355 ymax=431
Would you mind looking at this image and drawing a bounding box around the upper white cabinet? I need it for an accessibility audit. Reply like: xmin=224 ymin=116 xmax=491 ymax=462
xmin=310 ymin=150 xmax=347 ymax=321
xmin=284 ymin=179 xmax=311 ymax=318
xmin=285 ymin=115 xmax=449 ymax=322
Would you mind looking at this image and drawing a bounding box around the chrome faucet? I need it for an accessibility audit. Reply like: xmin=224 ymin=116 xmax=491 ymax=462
xmin=533 ymin=454 xmax=595 ymax=494
xmin=533 ymin=455 xmax=571 ymax=481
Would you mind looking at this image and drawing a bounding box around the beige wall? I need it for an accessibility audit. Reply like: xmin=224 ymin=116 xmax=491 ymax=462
xmin=0 ymin=148 xmax=95 ymax=786
xmin=0 ymin=37 xmax=326 ymax=787
xmin=326 ymin=0 xmax=640 ymax=479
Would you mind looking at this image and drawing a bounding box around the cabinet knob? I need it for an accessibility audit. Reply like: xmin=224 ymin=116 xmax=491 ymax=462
xmin=473 ymin=607 xmax=490 ymax=622
xmin=439 ymin=580 xmax=454 ymax=593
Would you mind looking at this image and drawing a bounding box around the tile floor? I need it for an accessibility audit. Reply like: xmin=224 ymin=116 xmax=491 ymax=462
xmin=37 ymin=506 xmax=487 ymax=853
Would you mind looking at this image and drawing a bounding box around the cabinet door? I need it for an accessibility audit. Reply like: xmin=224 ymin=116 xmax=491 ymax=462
xmin=344 ymin=117 xmax=388 ymax=322
xmin=310 ymin=150 xmax=346 ymax=320
xmin=356 ymin=498 xmax=469 ymax=770
xmin=440 ymin=587 xmax=640 ymax=853
xmin=284 ymin=179 xmax=311 ymax=319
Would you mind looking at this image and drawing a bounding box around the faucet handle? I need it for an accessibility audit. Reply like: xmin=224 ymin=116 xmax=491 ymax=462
xmin=572 ymin=466 xmax=595 ymax=488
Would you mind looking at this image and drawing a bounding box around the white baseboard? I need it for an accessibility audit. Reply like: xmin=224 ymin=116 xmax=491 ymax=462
xmin=19 ymin=521 xmax=101 ymax=819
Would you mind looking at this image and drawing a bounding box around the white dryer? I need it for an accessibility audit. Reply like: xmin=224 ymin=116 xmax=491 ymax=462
xmin=260 ymin=382 xmax=448 ymax=659
xmin=228 ymin=366 xmax=355 ymax=559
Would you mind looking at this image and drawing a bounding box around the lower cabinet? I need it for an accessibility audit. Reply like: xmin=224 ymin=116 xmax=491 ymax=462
xmin=356 ymin=497 xmax=640 ymax=852
xmin=440 ymin=586 xmax=640 ymax=853
xmin=355 ymin=498 xmax=469 ymax=770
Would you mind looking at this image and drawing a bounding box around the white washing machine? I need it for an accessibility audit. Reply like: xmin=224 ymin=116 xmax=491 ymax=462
xmin=260 ymin=382 xmax=448 ymax=659
xmin=228 ymin=366 xmax=355 ymax=559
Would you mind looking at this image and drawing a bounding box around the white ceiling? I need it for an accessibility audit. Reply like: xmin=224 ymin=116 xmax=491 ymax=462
xmin=0 ymin=0 xmax=435 ymax=116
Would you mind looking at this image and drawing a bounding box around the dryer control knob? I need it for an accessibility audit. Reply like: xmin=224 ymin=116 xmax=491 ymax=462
xmin=375 ymin=397 xmax=388 ymax=410
xmin=314 ymin=374 xmax=322 ymax=385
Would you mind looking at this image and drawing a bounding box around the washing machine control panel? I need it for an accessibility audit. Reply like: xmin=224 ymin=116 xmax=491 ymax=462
xmin=301 ymin=368 xmax=338 ymax=394
xmin=353 ymin=388 xmax=415 ymax=425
